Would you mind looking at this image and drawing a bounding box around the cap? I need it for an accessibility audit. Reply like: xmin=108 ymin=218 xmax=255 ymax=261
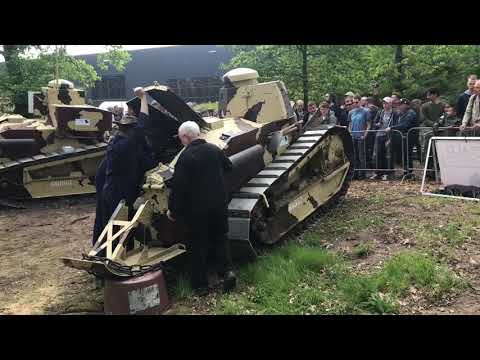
xmin=114 ymin=115 xmax=137 ymax=125
xmin=345 ymin=91 xmax=355 ymax=97
xmin=382 ymin=96 xmax=393 ymax=103
xmin=399 ymin=98 xmax=410 ymax=105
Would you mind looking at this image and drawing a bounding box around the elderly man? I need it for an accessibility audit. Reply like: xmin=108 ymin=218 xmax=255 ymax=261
xmin=294 ymin=100 xmax=305 ymax=122
xmin=457 ymin=75 xmax=477 ymax=120
xmin=370 ymin=97 xmax=398 ymax=180
xmin=460 ymin=79 xmax=480 ymax=136
xmin=167 ymin=121 xmax=236 ymax=296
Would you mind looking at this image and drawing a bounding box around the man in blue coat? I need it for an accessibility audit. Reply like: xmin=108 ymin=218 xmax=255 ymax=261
xmin=96 ymin=88 xmax=156 ymax=250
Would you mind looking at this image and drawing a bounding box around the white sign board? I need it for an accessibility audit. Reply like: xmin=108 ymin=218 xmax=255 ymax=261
xmin=75 ymin=118 xmax=91 ymax=126
xmin=27 ymin=91 xmax=41 ymax=114
xmin=128 ymin=284 xmax=160 ymax=314
xmin=435 ymin=138 xmax=480 ymax=187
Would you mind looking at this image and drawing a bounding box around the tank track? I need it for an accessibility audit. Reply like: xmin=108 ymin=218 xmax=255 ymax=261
xmin=0 ymin=142 xmax=107 ymax=199
xmin=227 ymin=127 xmax=353 ymax=259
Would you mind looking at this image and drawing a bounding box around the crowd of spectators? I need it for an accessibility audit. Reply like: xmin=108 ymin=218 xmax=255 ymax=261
xmin=293 ymin=74 xmax=480 ymax=180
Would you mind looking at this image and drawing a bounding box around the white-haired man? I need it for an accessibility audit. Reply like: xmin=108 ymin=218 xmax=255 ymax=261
xmin=167 ymin=121 xmax=236 ymax=295
xmin=460 ymin=79 xmax=480 ymax=135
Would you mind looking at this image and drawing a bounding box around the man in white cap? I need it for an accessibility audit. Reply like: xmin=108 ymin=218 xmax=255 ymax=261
xmin=370 ymin=96 xmax=399 ymax=180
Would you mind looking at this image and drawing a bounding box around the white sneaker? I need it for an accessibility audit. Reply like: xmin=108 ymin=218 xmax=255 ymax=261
xmin=381 ymin=175 xmax=388 ymax=181
xmin=369 ymin=174 xmax=379 ymax=180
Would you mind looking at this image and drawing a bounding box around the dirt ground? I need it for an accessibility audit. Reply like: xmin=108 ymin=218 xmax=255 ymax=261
xmin=1 ymin=180 xmax=480 ymax=315
xmin=0 ymin=196 xmax=103 ymax=315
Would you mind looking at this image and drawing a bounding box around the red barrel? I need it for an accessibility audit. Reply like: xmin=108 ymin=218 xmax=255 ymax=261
xmin=104 ymin=270 xmax=170 ymax=315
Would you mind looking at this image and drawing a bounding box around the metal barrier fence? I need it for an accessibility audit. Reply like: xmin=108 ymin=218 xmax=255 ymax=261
xmin=350 ymin=127 xmax=480 ymax=180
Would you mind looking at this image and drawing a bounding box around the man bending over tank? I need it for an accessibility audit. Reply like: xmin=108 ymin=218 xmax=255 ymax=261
xmin=167 ymin=121 xmax=237 ymax=296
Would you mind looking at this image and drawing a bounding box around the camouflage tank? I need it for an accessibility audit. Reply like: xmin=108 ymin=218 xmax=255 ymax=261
xmin=0 ymin=79 xmax=112 ymax=199
xmin=0 ymin=97 xmax=14 ymax=115
xmin=62 ymin=68 xmax=353 ymax=278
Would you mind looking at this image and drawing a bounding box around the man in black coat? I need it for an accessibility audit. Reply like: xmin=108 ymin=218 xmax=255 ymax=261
xmin=386 ymin=98 xmax=417 ymax=176
xmin=167 ymin=121 xmax=236 ymax=295
xmin=457 ymin=75 xmax=477 ymax=120
xmin=93 ymin=158 xmax=107 ymax=246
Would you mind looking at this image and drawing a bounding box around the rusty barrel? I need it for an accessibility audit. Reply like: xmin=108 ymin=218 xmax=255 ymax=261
xmin=104 ymin=270 xmax=170 ymax=315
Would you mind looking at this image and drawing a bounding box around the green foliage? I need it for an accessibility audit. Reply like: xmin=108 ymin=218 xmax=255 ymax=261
xmin=97 ymin=45 xmax=132 ymax=72
xmin=0 ymin=45 xmax=132 ymax=112
xmin=353 ymin=240 xmax=374 ymax=258
xmin=215 ymin=243 xmax=460 ymax=315
xmin=340 ymin=252 xmax=459 ymax=313
xmin=375 ymin=252 xmax=457 ymax=297
xmin=193 ymin=102 xmax=218 ymax=112
xmin=171 ymin=273 xmax=194 ymax=300
xmin=224 ymin=45 xmax=480 ymax=104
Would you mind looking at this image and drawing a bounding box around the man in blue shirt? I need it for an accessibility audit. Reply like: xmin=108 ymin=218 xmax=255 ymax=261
xmin=348 ymin=95 xmax=371 ymax=179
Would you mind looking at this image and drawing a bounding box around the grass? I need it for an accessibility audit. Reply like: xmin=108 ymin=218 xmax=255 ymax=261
xmin=170 ymin=182 xmax=475 ymax=315
xmin=214 ymin=243 xmax=461 ymax=315
xmin=399 ymin=219 xmax=478 ymax=262
xmin=342 ymin=252 xmax=465 ymax=314
xmin=171 ymin=273 xmax=194 ymax=300
xmin=193 ymin=102 xmax=218 ymax=113
xmin=353 ymin=241 xmax=374 ymax=258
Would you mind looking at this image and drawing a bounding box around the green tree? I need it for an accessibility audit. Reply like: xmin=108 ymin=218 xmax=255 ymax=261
xmin=223 ymin=45 xmax=480 ymax=106
xmin=0 ymin=45 xmax=132 ymax=114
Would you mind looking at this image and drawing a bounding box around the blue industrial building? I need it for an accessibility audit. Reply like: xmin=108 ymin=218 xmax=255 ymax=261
xmin=78 ymin=45 xmax=233 ymax=104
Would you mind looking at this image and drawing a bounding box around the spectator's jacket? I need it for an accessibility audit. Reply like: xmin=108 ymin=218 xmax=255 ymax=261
xmin=457 ymin=90 xmax=473 ymax=120
xmin=336 ymin=107 xmax=349 ymax=127
xmin=330 ymin=103 xmax=339 ymax=114
xmin=372 ymin=109 xmax=399 ymax=137
xmin=367 ymin=104 xmax=379 ymax=123
xmin=304 ymin=112 xmax=316 ymax=124
xmin=462 ymin=93 xmax=480 ymax=127
xmin=439 ymin=114 xmax=461 ymax=127
xmin=295 ymin=109 xmax=305 ymax=121
xmin=306 ymin=111 xmax=337 ymax=129
xmin=348 ymin=107 xmax=371 ymax=139
xmin=421 ymin=101 xmax=444 ymax=127
xmin=391 ymin=109 xmax=417 ymax=134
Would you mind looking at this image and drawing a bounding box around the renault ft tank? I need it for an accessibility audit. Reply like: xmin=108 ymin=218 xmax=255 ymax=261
xmin=0 ymin=79 xmax=112 ymax=199
xmin=62 ymin=68 xmax=353 ymax=278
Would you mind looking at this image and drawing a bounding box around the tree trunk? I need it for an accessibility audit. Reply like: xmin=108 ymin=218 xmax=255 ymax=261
xmin=394 ymin=45 xmax=405 ymax=94
xmin=301 ymin=45 xmax=309 ymax=107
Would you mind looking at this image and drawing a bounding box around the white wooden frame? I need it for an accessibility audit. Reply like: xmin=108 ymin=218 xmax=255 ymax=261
xmin=420 ymin=136 xmax=480 ymax=202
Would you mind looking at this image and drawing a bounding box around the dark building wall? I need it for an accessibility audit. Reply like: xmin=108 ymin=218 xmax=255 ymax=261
xmin=78 ymin=45 xmax=233 ymax=103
